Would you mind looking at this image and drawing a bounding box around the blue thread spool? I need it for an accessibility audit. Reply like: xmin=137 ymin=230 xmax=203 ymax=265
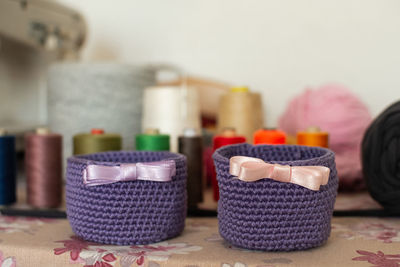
xmin=0 ymin=130 xmax=16 ymax=205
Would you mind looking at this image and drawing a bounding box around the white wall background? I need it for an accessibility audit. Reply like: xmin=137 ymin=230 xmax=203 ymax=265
xmin=58 ymin=0 xmax=400 ymax=126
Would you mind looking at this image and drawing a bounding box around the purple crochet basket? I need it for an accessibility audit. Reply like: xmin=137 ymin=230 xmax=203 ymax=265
xmin=213 ymin=144 xmax=338 ymax=251
xmin=66 ymin=151 xmax=187 ymax=245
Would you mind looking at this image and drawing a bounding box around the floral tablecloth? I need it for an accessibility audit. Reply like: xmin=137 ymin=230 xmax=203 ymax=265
xmin=0 ymin=215 xmax=399 ymax=267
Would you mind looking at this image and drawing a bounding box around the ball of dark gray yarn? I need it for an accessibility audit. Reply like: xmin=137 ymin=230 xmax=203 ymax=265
xmin=362 ymin=100 xmax=400 ymax=213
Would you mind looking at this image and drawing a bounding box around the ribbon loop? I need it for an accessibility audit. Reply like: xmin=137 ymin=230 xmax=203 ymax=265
xmin=229 ymin=156 xmax=330 ymax=191
xmin=238 ymin=162 xmax=270 ymax=182
xmin=83 ymin=160 xmax=176 ymax=186
xmin=230 ymin=156 xmax=264 ymax=176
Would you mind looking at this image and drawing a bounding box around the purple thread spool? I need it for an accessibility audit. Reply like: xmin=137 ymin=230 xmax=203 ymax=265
xmin=213 ymin=143 xmax=338 ymax=251
xmin=66 ymin=151 xmax=187 ymax=245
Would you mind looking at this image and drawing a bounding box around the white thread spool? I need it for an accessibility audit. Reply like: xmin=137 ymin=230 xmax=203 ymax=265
xmin=142 ymin=85 xmax=201 ymax=152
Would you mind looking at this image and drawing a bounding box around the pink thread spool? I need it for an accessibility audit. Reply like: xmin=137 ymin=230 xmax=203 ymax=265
xmin=25 ymin=128 xmax=62 ymax=208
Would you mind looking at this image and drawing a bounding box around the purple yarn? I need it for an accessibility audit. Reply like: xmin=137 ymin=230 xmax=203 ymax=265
xmin=213 ymin=144 xmax=338 ymax=251
xmin=66 ymin=151 xmax=187 ymax=245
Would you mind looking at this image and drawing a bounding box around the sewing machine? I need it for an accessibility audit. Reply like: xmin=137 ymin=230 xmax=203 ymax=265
xmin=0 ymin=0 xmax=86 ymax=150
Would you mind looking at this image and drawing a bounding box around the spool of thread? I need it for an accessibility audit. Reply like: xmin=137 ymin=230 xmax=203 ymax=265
xmin=0 ymin=129 xmax=16 ymax=205
xmin=136 ymin=129 xmax=170 ymax=151
xmin=178 ymin=128 xmax=203 ymax=210
xmin=202 ymin=129 xmax=214 ymax=186
xmin=212 ymin=128 xmax=246 ymax=201
xmin=25 ymin=128 xmax=62 ymax=208
xmin=217 ymin=87 xmax=264 ymax=142
xmin=142 ymin=86 xmax=201 ymax=152
xmin=362 ymin=100 xmax=400 ymax=213
xmin=73 ymin=129 xmax=122 ymax=155
xmin=297 ymin=127 xmax=329 ymax=148
xmin=253 ymin=128 xmax=286 ymax=145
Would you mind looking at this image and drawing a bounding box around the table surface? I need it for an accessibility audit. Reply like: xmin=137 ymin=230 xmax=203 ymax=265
xmin=0 ymin=215 xmax=399 ymax=267
xmin=0 ymin=186 xmax=397 ymax=267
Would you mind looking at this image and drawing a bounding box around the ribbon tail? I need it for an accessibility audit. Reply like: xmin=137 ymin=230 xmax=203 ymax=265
xmin=291 ymin=166 xmax=330 ymax=191
xmin=136 ymin=160 xmax=176 ymax=182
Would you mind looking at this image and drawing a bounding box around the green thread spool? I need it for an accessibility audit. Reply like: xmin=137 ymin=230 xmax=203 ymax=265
xmin=135 ymin=129 xmax=170 ymax=151
xmin=73 ymin=128 xmax=122 ymax=155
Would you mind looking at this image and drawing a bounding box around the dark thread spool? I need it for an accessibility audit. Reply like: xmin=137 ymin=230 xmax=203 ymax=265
xmin=25 ymin=128 xmax=62 ymax=208
xmin=178 ymin=129 xmax=203 ymax=210
xmin=0 ymin=129 xmax=16 ymax=205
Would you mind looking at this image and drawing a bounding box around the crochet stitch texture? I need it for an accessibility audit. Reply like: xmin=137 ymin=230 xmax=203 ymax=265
xmin=213 ymin=144 xmax=338 ymax=251
xmin=66 ymin=151 xmax=187 ymax=245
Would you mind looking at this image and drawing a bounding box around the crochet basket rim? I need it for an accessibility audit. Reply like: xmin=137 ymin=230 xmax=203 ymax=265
xmin=212 ymin=143 xmax=334 ymax=165
xmin=67 ymin=150 xmax=186 ymax=166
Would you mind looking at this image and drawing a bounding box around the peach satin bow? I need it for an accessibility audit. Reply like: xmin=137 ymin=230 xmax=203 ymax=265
xmin=229 ymin=156 xmax=330 ymax=191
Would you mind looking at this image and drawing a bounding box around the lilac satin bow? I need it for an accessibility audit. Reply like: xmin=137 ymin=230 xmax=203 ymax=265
xmin=229 ymin=156 xmax=330 ymax=191
xmin=83 ymin=160 xmax=176 ymax=186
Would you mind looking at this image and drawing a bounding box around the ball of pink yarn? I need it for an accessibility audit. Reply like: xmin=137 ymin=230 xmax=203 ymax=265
xmin=279 ymin=83 xmax=372 ymax=190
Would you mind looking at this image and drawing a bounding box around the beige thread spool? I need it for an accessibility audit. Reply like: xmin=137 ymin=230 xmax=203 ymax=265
xmin=0 ymin=129 xmax=7 ymax=136
xmin=217 ymin=87 xmax=264 ymax=142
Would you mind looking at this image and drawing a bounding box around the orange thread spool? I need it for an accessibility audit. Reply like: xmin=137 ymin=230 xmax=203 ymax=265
xmin=253 ymin=128 xmax=286 ymax=145
xmin=297 ymin=127 xmax=329 ymax=148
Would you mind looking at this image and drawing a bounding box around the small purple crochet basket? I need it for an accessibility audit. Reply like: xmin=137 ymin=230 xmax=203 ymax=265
xmin=66 ymin=151 xmax=187 ymax=245
xmin=213 ymin=144 xmax=338 ymax=251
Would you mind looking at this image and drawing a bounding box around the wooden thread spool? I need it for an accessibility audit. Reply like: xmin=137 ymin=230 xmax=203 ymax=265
xmin=253 ymin=128 xmax=286 ymax=145
xmin=297 ymin=127 xmax=329 ymax=148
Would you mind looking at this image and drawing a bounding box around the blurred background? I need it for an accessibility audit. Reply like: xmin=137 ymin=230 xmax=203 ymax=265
xmin=2 ymin=0 xmax=400 ymax=129
xmin=59 ymin=0 xmax=400 ymax=125
xmin=1 ymin=0 xmax=399 ymax=211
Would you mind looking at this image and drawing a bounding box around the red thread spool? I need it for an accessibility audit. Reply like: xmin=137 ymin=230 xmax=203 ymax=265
xmin=25 ymin=128 xmax=62 ymax=208
xmin=253 ymin=128 xmax=286 ymax=145
xmin=212 ymin=128 xmax=246 ymax=201
xmin=91 ymin=128 xmax=105 ymax=135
